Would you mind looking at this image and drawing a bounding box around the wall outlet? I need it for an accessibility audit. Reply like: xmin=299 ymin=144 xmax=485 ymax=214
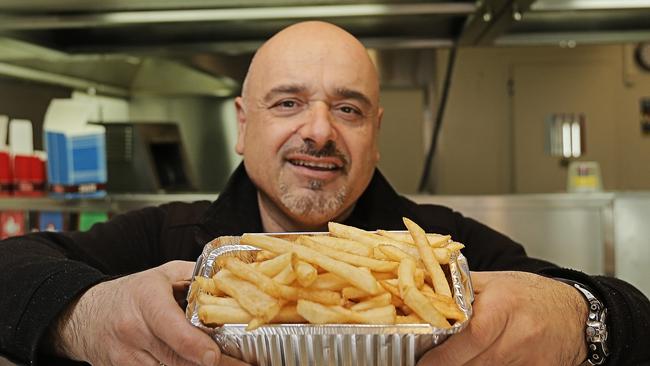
xmin=641 ymin=98 xmax=650 ymax=135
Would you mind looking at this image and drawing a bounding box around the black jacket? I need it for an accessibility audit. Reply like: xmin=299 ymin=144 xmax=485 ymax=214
xmin=1 ymin=164 xmax=649 ymax=365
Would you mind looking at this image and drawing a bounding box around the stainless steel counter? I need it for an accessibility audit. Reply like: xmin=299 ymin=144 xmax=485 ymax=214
xmin=410 ymin=193 xmax=614 ymax=276
xmin=410 ymin=193 xmax=649 ymax=297
xmin=612 ymin=194 xmax=650 ymax=298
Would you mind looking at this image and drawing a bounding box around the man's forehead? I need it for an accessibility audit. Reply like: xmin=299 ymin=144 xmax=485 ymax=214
xmin=252 ymin=58 xmax=377 ymax=97
xmin=263 ymin=49 xmax=370 ymax=77
xmin=243 ymin=22 xmax=379 ymax=102
xmin=261 ymin=82 xmax=373 ymax=106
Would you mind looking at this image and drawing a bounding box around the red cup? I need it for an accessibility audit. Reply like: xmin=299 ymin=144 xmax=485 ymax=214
xmin=0 ymin=151 xmax=11 ymax=196
xmin=13 ymin=154 xmax=45 ymax=197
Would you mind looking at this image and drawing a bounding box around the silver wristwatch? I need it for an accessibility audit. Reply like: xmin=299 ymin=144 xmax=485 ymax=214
xmin=558 ymin=279 xmax=610 ymax=366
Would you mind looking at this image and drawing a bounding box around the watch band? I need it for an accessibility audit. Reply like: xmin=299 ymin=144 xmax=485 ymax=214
xmin=556 ymin=279 xmax=610 ymax=366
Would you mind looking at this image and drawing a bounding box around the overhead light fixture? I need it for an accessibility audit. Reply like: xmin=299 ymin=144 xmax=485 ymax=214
xmin=532 ymin=0 xmax=650 ymax=11
xmin=0 ymin=3 xmax=476 ymax=30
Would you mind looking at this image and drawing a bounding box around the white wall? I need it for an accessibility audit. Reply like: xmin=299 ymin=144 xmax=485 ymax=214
xmin=433 ymin=44 xmax=650 ymax=194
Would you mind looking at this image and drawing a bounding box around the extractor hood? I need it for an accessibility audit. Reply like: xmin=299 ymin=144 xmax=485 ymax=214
xmin=497 ymin=0 xmax=650 ymax=46
xmin=0 ymin=0 xmax=649 ymax=96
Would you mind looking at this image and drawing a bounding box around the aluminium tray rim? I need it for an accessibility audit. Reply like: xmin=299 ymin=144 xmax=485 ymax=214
xmin=187 ymin=232 xmax=473 ymax=337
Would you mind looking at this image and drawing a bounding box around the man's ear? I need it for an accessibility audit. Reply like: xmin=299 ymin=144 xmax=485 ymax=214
xmin=375 ymin=106 xmax=384 ymax=162
xmin=234 ymin=96 xmax=246 ymax=155
xmin=377 ymin=106 xmax=384 ymax=130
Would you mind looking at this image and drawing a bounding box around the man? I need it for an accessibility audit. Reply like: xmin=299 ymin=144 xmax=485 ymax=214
xmin=1 ymin=21 xmax=649 ymax=366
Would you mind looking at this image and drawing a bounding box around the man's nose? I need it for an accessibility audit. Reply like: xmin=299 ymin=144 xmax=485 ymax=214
xmin=297 ymin=102 xmax=336 ymax=148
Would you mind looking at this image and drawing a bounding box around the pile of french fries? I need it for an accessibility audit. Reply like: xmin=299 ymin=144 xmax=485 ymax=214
xmin=191 ymin=217 xmax=466 ymax=331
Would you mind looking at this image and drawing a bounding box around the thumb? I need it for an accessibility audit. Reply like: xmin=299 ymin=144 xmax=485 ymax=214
xmin=158 ymin=260 xmax=196 ymax=281
xmin=468 ymin=271 xmax=498 ymax=292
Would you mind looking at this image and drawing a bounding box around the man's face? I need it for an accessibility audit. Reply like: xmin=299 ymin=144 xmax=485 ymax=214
xmin=236 ymin=29 xmax=383 ymax=228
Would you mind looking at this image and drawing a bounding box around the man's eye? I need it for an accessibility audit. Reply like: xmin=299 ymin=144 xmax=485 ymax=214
xmin=339 ymin=105 xmax=361 ymax=115
xmin=274 ymin=100 xmax=299 ymax=109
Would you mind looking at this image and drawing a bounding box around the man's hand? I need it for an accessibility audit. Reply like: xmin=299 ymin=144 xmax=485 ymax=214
xmin=418 ymin=271 xmax=588 ymax=366
xmin=52 ymin=260 xmax=249 ymax=366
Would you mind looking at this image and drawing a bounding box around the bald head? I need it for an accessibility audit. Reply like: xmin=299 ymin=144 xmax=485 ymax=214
xmin=242 ymin=21 xmax=379 ymax=104
xmin=234 ymin=21 xmax=384 ymax=231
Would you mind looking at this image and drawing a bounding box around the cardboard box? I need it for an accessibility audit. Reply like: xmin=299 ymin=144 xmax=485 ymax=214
xmin=38 ymin=211 xmax=64 ymax=232
xmin=43 ymin=99 xmax=107 ymax=198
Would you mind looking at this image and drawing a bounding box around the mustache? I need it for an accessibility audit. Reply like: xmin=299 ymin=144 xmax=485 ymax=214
xmin=284 ymin=140 xmax=349 ymax=167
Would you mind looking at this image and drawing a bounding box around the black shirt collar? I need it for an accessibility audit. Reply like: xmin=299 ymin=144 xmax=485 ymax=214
xmin=198 ymin=163 xmax=263 ymax=240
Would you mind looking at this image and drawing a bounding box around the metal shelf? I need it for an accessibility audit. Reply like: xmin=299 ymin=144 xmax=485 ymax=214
xmin=0 ymin=193 xmax=218 ymax=213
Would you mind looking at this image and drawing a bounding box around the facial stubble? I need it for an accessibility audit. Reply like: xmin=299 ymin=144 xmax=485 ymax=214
xmin=278 ymin=171 xmax=348 ymax=218
xmin=276 ymin=140 xmax=351 ymax=218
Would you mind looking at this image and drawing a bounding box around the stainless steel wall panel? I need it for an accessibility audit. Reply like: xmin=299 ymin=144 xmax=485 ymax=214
xmin=614 ymin=194 xmax=650 ymax=297
xmin=410 ymin=194 xmax=614 ymax=275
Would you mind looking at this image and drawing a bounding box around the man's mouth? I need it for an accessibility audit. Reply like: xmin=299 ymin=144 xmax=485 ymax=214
xmin=282 ymin=140 xmax=349 ymax=175
xmin=288 ymin=158 xmax=343 ymax=171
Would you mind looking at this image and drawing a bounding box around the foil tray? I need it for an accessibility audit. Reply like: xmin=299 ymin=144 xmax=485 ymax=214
xmin=186 ymin=233 xmax=474 ymax=366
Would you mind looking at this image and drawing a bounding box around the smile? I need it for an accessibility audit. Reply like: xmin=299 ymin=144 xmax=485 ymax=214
xmin=288 ymin=159 xmax=342 ymax=171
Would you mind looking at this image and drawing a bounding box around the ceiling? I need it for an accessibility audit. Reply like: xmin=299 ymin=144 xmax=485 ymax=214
xmin=0 ymin=1 xmax=474 ymax=53
xmin=0 ymin=0 xmax=649 ymax=96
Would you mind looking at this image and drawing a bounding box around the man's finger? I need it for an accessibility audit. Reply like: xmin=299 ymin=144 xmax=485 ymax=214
xmin=417 ymin=294 xmax=506 ymax=366
xmin=144 ymin=294 xmax=224 ymax=366
xmin=417 ymin=331 xmax=484 ymax=366
xmin=467 ymin=271 xmax=498 ymax=292
xmin=219 ymin=354 xmax=252 ymax=366
xmin=172 ymin=280 xmax=192 ymax=305
xmin=148 ymin=336 xmax=203 ymax=366
xmin=417 ymin=271 xmax=498 ymax=366
xmin=123 ymin=350 xmax=160 ymax=366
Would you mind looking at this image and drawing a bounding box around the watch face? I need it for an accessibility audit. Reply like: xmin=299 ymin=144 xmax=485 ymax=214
xmin=635 ymin=42 xmax=650 ymax=72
